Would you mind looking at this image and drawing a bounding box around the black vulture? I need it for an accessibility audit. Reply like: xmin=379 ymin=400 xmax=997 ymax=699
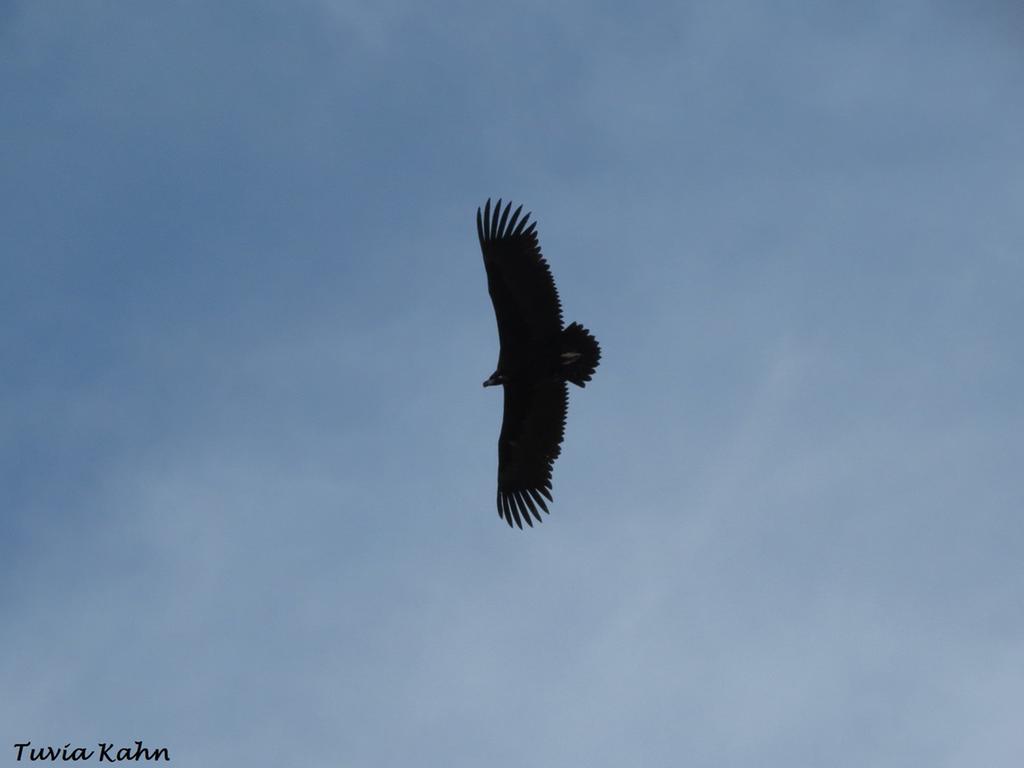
xmin=477 ymin=199 xmax=601 ymax=529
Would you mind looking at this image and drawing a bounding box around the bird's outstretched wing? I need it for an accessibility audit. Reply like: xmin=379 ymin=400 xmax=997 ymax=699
xmin=496 ymin=379 xmax=567 ymax=528
xmin=477 ymin=199 xmax=564 ymax=349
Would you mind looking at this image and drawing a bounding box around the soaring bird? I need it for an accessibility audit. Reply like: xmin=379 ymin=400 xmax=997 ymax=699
xmin=477 ymin=199 xmax=601 ymax=529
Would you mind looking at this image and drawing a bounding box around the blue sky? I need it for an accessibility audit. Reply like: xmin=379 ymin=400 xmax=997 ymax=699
xmin=2 ymin=2 xmax=1022 ymax=766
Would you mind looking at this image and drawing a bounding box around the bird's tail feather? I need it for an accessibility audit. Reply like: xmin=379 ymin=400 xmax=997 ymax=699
xmin=560 ymin=322 xmax=601 ymax=387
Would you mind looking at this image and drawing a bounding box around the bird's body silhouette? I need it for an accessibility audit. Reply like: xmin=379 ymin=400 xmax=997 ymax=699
xmin=477 ymin=199 xmax=601 ymax=528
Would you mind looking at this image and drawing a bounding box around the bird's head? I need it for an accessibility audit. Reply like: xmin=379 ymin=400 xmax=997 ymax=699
xmin=482 ymin=371 xmax=505 ymax=387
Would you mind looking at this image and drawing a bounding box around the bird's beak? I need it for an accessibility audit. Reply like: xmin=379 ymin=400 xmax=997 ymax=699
xmin=483 ymin=374 xmax=501 ymax=387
